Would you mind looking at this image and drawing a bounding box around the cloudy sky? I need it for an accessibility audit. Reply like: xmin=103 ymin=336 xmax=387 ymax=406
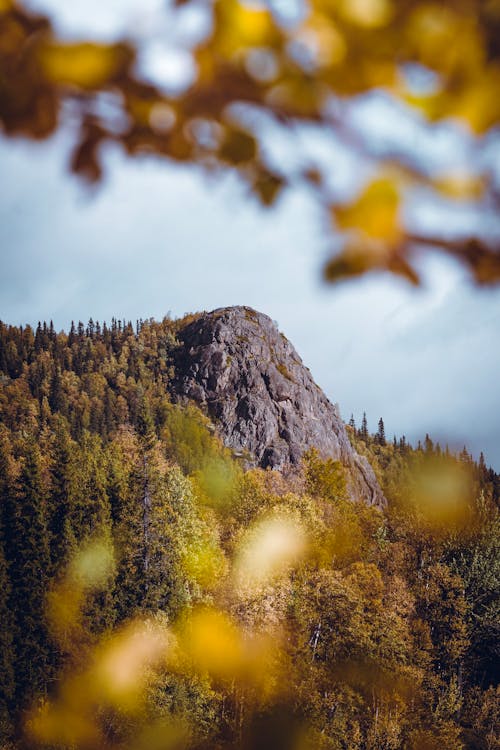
xmin=2 ymin=0 xmax=500 ymax=468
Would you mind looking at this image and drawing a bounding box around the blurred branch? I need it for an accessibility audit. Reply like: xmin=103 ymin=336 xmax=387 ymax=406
xmin=1 ymin=0 xmax=500 ymax=285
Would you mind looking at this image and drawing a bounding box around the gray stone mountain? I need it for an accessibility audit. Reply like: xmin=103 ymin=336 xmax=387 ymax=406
xmin=171 ymin=306 xmax=385 ymax=508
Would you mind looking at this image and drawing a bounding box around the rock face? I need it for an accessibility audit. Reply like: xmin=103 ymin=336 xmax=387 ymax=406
xmin=171 ymin=306 xmax=385 ymax=507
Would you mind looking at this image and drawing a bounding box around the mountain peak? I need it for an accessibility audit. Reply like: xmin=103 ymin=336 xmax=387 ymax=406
xmin=171 ymin=306 xmax=385 ymax=507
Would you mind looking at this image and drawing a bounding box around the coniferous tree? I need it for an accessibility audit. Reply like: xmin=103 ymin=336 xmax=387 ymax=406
xmin=0 ymin=537 xmax=14 ymax=741
xmin=3 ymin=439 xmax=51 ymax=710
xmin=478 ymin=451 xmax=488 ymax=482
xmin=360 ymin=412 xmax=369 ymax=442
xmin=47 ymin=420 xmax=74 ymax=568
xmin=48 ymin=364 xmax=64 ymax=413
xmin=34 ymin=322 xmax=43 ymax=353
xmin=376 ymin=417 xmax=386 ymax=446
xmin=460 ymin=445 xmax=471 ymax=463
xmin=68 ymin=320 xmax=76 ymax=346
xmin=424 ymin=433 xmax=434 ymax=454
xmin=79 ymin=439 xmax=116 ymax=634
xmin=0 ymin=436 xmax=15 ymax=742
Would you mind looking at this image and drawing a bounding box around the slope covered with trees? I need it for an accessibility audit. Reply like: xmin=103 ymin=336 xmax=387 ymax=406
xmin=0 ymin=316 xmax=498 ymax=749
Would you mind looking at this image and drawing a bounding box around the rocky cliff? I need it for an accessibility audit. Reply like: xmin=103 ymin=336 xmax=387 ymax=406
xmin=171 ymin=306 xmax=385 ymax=507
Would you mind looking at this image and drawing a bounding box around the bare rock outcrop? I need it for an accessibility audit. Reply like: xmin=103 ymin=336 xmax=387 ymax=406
xmin=171 ymin=306 xmax=385 ymax=507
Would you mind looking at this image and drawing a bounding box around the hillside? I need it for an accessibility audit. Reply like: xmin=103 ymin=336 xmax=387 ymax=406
xmin=0 ymin=310 xmax=498 ymax=750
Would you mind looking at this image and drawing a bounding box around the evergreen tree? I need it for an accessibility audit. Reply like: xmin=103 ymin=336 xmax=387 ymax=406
xmin=424 ymin=433 xmax=434 ymax=454
xmin=0 ymin=537 xmax=14 ymax=742
xmin=3 ymin=439 xmax=51 ymax=710
xmin=360 ymin=412 xmax=369 ymax=442
xmin=376 ymin=417 xmax=386 ymax=446
xmin=48 ymin=364 xmax=64 ymax=413
xmin=478 ymin=451 xmax=488 ymax=481
xmin=68 ymin=320 xmax=76 ymax=346
xmin=0 ymin=437 xmax=15 ymax=742
xmin=34 ymin=321 xmax=43 ymax=353
xmin=47 ymin=420 xmax=74 ymax=568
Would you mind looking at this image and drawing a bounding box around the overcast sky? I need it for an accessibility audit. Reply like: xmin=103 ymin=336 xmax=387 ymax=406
xmin=2 ymin=0 xmax=500 ymax=469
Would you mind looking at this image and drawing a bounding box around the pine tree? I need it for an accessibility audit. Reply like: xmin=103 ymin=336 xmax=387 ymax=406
xmin=0 ymin=437 xmax=15 ymax=742
xmin=47 ymin=420 xmax=74 ymax=568
xmin=478 ymin=451 xmax=487 ymax=481
xmin=69 ymin=320 xmax=76 ymax=341
xmin=3 ymin=439 xmax=51 ymax=710
xmin=48 ymin=364 xmax=64 ymax=413
xmin=65 ymin=433 xmax=116 ymax=635
xmin=360 ymin=412 xmax=368 ymax=442
xmin=348 ymin=414 xmax=356 ymax=430
xmin=376 ymin=417 xmax=386 ymax=446
xmin=460 ymin=445 xmax=471 ymax=463
xmin=0 ymin=538 xmax=15 ymax=742
xmin=424 ymin=433 xmax=434 ymax=454
xmin=34 ymin=321 xmax=43 ymax=353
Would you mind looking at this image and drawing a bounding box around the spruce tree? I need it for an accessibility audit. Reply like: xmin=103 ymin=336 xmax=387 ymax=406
xmin=376 ymin=417 xmax=386 ymax=446
xmin=0 ymin=437 xmax=15 ymax=741
xmin=360 ymin=412 xmax=368 ymax=442
xmin=68 ymin=320 xmax=76 ymax=346
xmin=424 ymin=433 xmax=434 ymax=454
xmin=0 ymin=539 xmax=14 ymax=742
xmin=3 ymin=439 xmax=51 ymax=710
xmin=47 ymin=420 xmax=74 ymax=568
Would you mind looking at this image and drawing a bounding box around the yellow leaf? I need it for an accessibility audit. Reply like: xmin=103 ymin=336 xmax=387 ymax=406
xmin=336 ymin=0 xmax=394 ymax=28
xmin=231 ymin=1 xmax=273 ymax=44
xmin=434 ymin=172 xmax=485 ymax=201
xmin=214 ymin=0 xmax=278 ymax=58
xmin=454 ymin=66 xmax=500 ymax=133
xmin=39 ymin=42 xmax=132 ymax=90
xmin=333 ymin=177 xmax=402 ymax=243
xmin=185 ymin=609 xmax=244 ymax=678
xmin=0 ymin=0 xmax=13 ymax=12
xmin=294 ymin=14 xmax=347 ymax=68
xmin=407 ymin=6 xmax=484 ymax=79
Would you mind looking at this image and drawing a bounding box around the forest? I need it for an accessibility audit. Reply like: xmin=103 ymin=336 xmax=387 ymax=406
xmin=0 ymin=315 xmax=498 ymax=750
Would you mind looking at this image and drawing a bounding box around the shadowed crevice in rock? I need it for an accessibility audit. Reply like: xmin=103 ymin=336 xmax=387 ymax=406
xmin=170 ymin=306 xmax=385 ymax=508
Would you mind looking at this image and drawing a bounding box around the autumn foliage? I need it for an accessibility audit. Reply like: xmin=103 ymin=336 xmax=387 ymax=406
xmin=0 ymin=316 xmax=498 ymax=749
xmin=1 ymin=0 xmax=500 ymax=283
